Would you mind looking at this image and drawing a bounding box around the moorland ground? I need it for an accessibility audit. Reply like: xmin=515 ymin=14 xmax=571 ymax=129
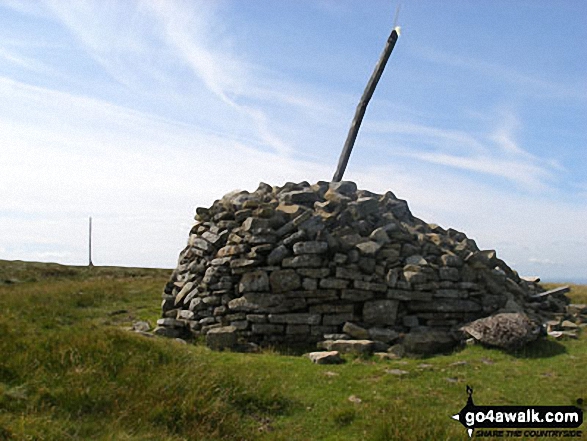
xmin=0 ymin=259 xmax=585 ymax=441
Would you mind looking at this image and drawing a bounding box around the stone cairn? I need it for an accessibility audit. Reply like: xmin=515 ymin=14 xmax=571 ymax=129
xmin=155 ymin=181 xmax=579 ymax=356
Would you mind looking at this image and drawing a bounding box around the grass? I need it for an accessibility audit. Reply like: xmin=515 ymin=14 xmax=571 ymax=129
xmin=0 ymin=259 xmax=585 ymax=440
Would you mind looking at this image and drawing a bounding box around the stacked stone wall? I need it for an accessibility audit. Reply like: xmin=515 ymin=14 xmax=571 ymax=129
xmin=156 ymin=181 xmax=560 ymax=352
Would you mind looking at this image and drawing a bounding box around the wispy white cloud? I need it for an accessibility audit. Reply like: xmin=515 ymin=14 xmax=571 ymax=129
xmin=36 ymin=0 xmax=335 ymax=157
xmin=367 ymin=108 xmax=560 ymax=191
xmin=369 ymin=120 xmax=487 ymax=153
xmin=142 ymin=0 xmax=299 ymax=155
xmin=411 ymin=44 xmax=587 ymax=101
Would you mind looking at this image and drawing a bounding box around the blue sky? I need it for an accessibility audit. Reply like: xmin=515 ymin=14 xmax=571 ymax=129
xmin=0 ymin=0 xmax=585 ymax=282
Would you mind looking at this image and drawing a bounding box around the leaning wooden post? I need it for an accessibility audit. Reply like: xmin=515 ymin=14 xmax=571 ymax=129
xmin=332 ymin=26 xmax=400 ymax=182
xmin=88 ymin=216 xmax=94 ymax=267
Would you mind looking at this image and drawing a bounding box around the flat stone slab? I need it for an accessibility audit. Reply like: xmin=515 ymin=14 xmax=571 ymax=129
xmin=206 ymin=326 xmax=237 ymax=351
xmin=318 ymin=339 xmax=375 ymax=354
xmin=306 ymin=351 xmax=344 ymax=364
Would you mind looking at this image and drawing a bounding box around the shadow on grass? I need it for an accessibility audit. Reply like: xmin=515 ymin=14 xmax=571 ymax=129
xmin=506 ymin=338 xmax=567 ymax=359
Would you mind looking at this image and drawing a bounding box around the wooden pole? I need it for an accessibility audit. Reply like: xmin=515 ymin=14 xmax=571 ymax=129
xmin=88 ymin=216 xmax=94 ymax=267
xmin=332 ymin=26 xmax=400 ymax=182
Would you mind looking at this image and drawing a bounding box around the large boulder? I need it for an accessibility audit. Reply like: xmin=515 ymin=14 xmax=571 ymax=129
xmin=460 ymin=312 xmax=540 ymax=349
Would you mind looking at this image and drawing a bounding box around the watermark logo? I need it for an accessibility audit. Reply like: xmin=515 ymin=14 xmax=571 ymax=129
xmin=451 ymin=386 xmax=583 ymax=438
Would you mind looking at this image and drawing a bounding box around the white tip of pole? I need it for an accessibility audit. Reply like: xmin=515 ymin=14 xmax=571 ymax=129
xmin=394 ymin=26 xmax=401 ymax=36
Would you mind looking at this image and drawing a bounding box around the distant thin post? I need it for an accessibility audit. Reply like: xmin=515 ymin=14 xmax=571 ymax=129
xmin=88 ymin=216 xmax=94 ymax=267
xmin=332 ymin=25 xmax=401 ymax=182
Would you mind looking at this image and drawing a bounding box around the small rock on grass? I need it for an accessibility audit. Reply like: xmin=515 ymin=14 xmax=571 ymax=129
xmin=132 ymin=320 xmax=151 ymax=332
xmin=306 ymin=351 xmax=344 ymax=365
xmin=385 ymin=368 xmax=409 ymax=376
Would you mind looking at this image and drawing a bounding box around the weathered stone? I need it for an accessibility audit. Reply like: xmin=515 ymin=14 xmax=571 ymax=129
xmin=329 ymin=181 xmax=357 ymax=195
xmin=363 ymin=300 xmax=399 ymax=325
xmin=408 ymin=299 xmax=482 ymax=313
xmin=230 ymin=320 xmax=250 ymax=331
xmin=306 ymin=351 xmax=344 ymax=364
xmin=230 ymin=258 xmax=258 ymax=269
xmin=567 ymin=304 xmax=587 ymax=315
xmin=242 ymin=217 xmax=270 ymax=232
xmin=192 ymin=237 xmax=214 ymax=252
xmin=439 ymin=267 xmax=460 ymax=281
xmin=353 ymin=280 xmax=387 ymax=292
xmin=310 ymin=325 xmax=338 ymax=336
xmin=298 ymin=216 xmax=325 ymax=237
xmin=405 ymin=255 xmax=427 ymax=266
xmin=238 ymin=270 xmax=269 ymax=293
xmin=319 ymin=278 xmax=349 ymax=289
xmin=287 ymin=324 xmax=310 ymax=335
xmin=342 ymin=322 xmax=369 ymax=339
xmin=466 ymin=250 xmax=497 ymax=269
xmin=268 ymin=313 xmax=321 ymax=325
xmin=302 ymin=278 xmax=318 ymax=290
xmin=246 ymin=314 xmax=267 ymax=323
xmin=368 ymin=327 xmax=400 ymax=343
xmin=385 ymin=368 xmax=409 ymax=376
xmin=276 ymin=203 xmax=305 ymax=217
xmin=156 ymin=318 xmax=186 ymax=328
xmin=341 ymin=289 xmax=374 ymax=302
xmin=267 ymin=244 xmax=290 ymax=266
xmin=282 ymin=255 xmax=323 ymax=268
xmin=252 ymin=323 xmax=284 ymax=334
xmin=293 ymin=241 xmax=329 ymax=255
xmin=403 ymin=315 xmax=419 ymax=327
xmin=440 ymin=253 xmax=463 ymax=268
xmin=378 ymin=247 xmax=401 ymax=261
xmin=460 ymin=313 xmax=540 ymax=349
xmin=228 ymin=293 xmax=305 ymax=313
xmin=323 ymin=313 xmax=355 ymax=326
xmin=324 ymin=333 xmax=350 ymax=340
xmin=202 ymin=230 xmax=223 ymax=246
xmin=189 ymin=297 xmax=205 ymax=311
xmin=389 ymin=290 xmax=433 ymax=302
xmin=132 ymin=321 xmax=151 ymax=332
xmin=292 ymin=210 xmax=313 ymax=226
xmin=153 ymin=326 xmax=187 ymax=338
xmin=309 ymin=303 xmax=354 ymax=314
xmin=336 ymin=266 xmax=364 ymax=281
xmin=369 ymin=227 xmax=391 ymax=244
xmin=175 ymin=281 xmax=196 ymax=306
xmin=387 ymin=343 xmax=405 ymax=358
xmin=286 ymin=289 xmax=337 ymax=299
xmin=434 ymin=289 xmax=461 ymax=298
xmin=211 ymin=257 xmax=232 ymax=266
xmin=297 ymin=268 xmax=331 ymax=278
xmin=206 ymin=326 xmax=237 ymax=350
xmin=281 ymin=189 xmax=319 ymax=204
xmin=356 ymin=241 xmax=382 ymax=256
xmin=247 ymin=234 xmax=277 ymax=245
xmin=355 ymin=197 xmax=379 ymax=216
xmin=319 ymin=339 xmax=375 ymax=354
xmin=177 ymin=310 xmax=195 ymax=320
xmin=270 ymin=269 xmax=301 ymax=292
xmin=404 ymin=270 xmax=427 ymax=285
